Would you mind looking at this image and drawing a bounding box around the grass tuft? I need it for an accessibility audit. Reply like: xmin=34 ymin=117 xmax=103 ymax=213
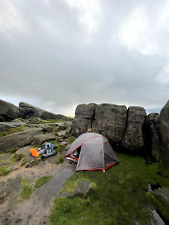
xmin=34 ymin=176 xmax=53 ymax=188
xmin=9 ymin=153 xmax=25 ymax=164
xmin=0 ymin=166 xmax=11 ymax=176
xmin=57 ymin=156 xmax=64 ymax=164
xmin=67 ymin=135 xmax=76 ymax=144
xmin=18 ymin=178 xmax=32 ymax=201
xmin=0 ymin=125 xmax=25 ymax=138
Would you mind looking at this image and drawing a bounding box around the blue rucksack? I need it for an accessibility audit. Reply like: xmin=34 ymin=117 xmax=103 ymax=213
xmin=45 ymin=143 xmax=54 ymax=152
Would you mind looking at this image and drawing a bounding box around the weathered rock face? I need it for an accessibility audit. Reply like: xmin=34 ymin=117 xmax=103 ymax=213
xmin=72 ymin=103 xmax=97 ymax=137
xmin=145 ymin=113 xmax=161 ymax=161
xmin=159 ymin=100 xmax=169 ymax=169
xmin=0 ymin=100 xmax=21 ymax=122
xmin=19 ymin=102 xmax=66 ymax=120
xmin=121 ymin=106 xmax=146 ymax=152
xmin=72 ymin=103 xmax=147 ymax=153
xmin=0 ymin=128 xmax=42 ymax=153
xmin=92 ymin=104 xmax=127 ymax=144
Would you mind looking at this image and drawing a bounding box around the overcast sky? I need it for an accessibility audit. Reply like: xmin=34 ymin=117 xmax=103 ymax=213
xmin=0 ymin=0 xmax=169 ymax=115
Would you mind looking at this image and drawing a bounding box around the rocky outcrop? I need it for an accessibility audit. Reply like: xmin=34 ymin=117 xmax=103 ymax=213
xmin=0 ymin=100 xmax=70 ymax=122
xmin=0 ymin=100 xmax=21 ymax=122
xmin=1 ymin=98 xmax=169 ymax=166
xmin=92 ymin=104 xmax=127 ymax=144
xmin=19 ymin=102 xmax=67 ymax=120
xmin=72 ymin=103 xmax=97 ymax=136
xmin=71 ymin=101 xmax=169 ymax=161
xmin=121 ymin=106 xmax=146 ymax=152
xmin=72 ymin=103 xmax=146 ymax=153
xmin=159 ymin=100 xmax=169 ymax=170
xmin=0 ymin=128 xmax=42 ymax=153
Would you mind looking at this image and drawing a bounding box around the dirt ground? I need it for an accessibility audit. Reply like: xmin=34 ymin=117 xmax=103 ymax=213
xmin=0 ymin=155 xmax=76 ymax=225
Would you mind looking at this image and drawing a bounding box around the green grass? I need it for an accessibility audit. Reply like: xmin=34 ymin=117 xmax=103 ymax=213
xmin=49 ymin=153 xmax=169 ymax=225
xmin=57 ymin=156 xmax=64 ymax=164
xmin=0 ymin=153 xmax=25 ymax=176
xmin=50 ymin=137 xmax=66 ymax=154
xmin=18 ymin=178 xmax=32 ymax=201
xmin=7 ymin=148 xmax=19 ymax=153
xmin=67 ymin=135 xmax=76 ymax=143
xmin=34 ymin=176 xmax=53 ymax=188
xmin=0 ymin=125 xmax=25 ymax=138
xmin=9 ymin=153 xmax=25 ymax=164
xmin=51 ymin=134 xmax=75 ymax=155
xmin=27 ymin=117 xmax=47 ymax=124
xmin=30 ymin=155 xmax=42 ymax=166
xmin=0 ymin=165 xmax=11 ymax=176
xmin=56 ymin=145 xmax=66 ymax=154
xmin=46 ymin=119 xmax=69 ymax=123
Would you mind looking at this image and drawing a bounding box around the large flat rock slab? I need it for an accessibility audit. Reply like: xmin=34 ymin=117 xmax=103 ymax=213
xmin=15 ymin=146 xmax=35 ymax=164
xmin=33 ymin=133 xmax=56 ymax=145
xmin=0 ymin=119 xmax=27 ymax=132
xmin=0 ymin=128 xmax=42 ymax=153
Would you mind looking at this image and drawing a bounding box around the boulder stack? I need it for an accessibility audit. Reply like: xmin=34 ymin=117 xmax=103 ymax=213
xmin=71 ymin=100 xmax=169 ymax=167
xmin=0 ymin=100 xmax=21 ymax=122
xmin=19 ymin=102 xmax=67 ymax=120
xmin=72 ymin=103 xmax=147 ymax=153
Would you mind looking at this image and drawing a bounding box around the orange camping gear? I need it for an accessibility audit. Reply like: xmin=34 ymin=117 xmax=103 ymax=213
xmin=30 ymin=148 xmax=39 ymax=157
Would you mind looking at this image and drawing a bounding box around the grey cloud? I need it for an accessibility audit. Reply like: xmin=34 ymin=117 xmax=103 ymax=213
xmin=0 ymin=0 xmax=169 ymax=115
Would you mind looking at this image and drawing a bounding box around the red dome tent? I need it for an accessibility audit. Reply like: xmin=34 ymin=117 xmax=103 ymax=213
xmin=66 ymin=132 xmax=119 ymax=171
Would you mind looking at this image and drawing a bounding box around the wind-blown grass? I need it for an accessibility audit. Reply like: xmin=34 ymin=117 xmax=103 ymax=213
xmin=18 ymin=178 xmax=32 ymax=201
xmin=49 ymin=153 xmax=169 ymax=225
xmin=34 ymin=176 xmax=53 ymax=188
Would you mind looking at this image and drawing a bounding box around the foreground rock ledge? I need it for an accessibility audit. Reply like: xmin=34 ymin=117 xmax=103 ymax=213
xmin=152 ymin=187 xmax=169 ymax=210
xmin=58 ymin=180 xmax=93 ymax=199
